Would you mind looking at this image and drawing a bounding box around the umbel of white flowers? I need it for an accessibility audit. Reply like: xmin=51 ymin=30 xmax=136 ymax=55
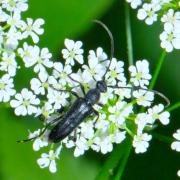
xmin=0 ymin=0 xmax=178 ymax=176
xmin=11 ymin=37 xmax=171 ymax=173
xmin=126 ymin=0 xmax=180 ymax=52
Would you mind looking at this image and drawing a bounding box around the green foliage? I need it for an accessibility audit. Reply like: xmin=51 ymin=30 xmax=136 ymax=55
xmin=26 ymin=0 xmax=115 ymax=54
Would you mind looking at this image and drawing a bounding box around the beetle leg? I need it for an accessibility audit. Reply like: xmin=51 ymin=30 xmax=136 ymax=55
xmin=68 ymin=74 xmax=86 ymax=96
xmin=68 ymin=128 xmax=78 ymax=142
xmin=37 ymin=114 xmax=45 ymax=122
xmin=97 ymin=103 xmax=104 ymax=108
xmin=80 ymin=84 xmax=86 ymax=96
xmin=17 ymin=115 xmax=64 ymax=143
xmin=93 ymin=109 xmax=100 ymax=125
xmin=72 ymin=128 xmax=78 ymax=142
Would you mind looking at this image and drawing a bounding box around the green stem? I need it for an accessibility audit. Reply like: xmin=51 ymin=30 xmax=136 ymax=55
xmin=124 ymin=126 xmax=134 ymax=137
xmin=0 ymin=47 xmax=14 ymax=54
xmin=166 ymin=101 xmax=180 ymax=112
xmin=114 ymin=139 xmax=132 ymax=180
xmin=125 ymin=2 xmax=133 ymax=66
xmin=2 ymin=24 xmax=10 ymax=31
xmin=149 ymin=51 xmax=166 ymax=90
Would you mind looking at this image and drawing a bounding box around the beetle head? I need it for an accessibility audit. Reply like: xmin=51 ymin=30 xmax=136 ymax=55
xmin=96 ymin=80 xmax=107 ymax=93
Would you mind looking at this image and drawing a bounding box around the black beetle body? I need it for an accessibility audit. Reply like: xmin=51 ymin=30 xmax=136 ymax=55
xmin=48 ymin=83 xmax=104 ymax=143
xmin=48 ymin=21 xmax=113 ymax=143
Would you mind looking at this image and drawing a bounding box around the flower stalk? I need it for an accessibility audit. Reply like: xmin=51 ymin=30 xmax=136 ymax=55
xmin=149 ymin=50 xmax=166 ymax=90
xmin=166 ymin=101 xmax=180 ymax=112
xmin=125 ymin=2 xmax=134 ymax=66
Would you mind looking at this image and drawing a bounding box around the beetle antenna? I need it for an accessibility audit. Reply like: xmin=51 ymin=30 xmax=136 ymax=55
xmin=107 ymin=85 xmax=170 ymax=107
xmin=17 ymin=126 xmax=48 ymax=143
xmin=93 ymin=20 xmax=114 ymax=80
xmin=17 ymin=115 xmax=62 ymax=143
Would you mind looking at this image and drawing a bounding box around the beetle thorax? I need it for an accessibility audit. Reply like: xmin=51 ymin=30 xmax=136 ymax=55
xmin=85 ymin=89 xmax=100 ymax=105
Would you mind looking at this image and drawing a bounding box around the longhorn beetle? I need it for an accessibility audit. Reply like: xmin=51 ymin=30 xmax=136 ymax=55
xmin=18 ymin=20 xmax=170 ymax=144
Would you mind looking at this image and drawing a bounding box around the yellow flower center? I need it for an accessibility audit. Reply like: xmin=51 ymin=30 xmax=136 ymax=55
xmin=69 ymin=51 xmax=75 ymax=57
xmin=0 ymin=82 xmax=5 ymax=90
xmin=23 ymin=100 xmax=30 ymax=106
xmin=136 ymin=73 xmax=142 ymax=80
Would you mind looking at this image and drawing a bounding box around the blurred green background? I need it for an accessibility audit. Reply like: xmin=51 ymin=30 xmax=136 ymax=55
xmin=1 ymin=0 xmax=180 ymax=179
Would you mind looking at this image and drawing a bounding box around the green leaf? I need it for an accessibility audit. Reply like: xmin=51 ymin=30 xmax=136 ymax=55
xmin=25 ymin=0 xmax=115 ymax=54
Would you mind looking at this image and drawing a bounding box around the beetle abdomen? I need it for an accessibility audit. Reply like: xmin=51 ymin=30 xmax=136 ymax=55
xmin=48 ymin=98 xmax=93 ymax=143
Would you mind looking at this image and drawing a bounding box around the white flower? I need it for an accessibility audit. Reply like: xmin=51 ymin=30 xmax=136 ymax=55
xmin=171 ymin=129 xmax=180 ymax=152
xmin=133 ymin=133 xmax=152 ymax=153
xmin=0 ymin=7 xmax=9 ymax=22
xmin=129 ymin=60 xmax=151 ymax=88
xmin=108 ymin=101 xmax=133 ymax=126
xmin=0 ymin=52 xmax=17 ymax=76
xmin=33 ymin=47 xmax=53 ymax=73
xmin=74 ymin=137 xmax=89 ymax=157
xmin=0 ymin=74 xmax=16 ymax=102
xmin=30 ymin=71 xmax=49 ymax=95
xmin=80 ymin=121 xmax=94 ymax=139
xmin=112 ymin=130 xmax=126 ymax=144
xmin=72 ymin=69 xmax=93 ymax=85
xmin=47 ymin=88 xmax=69 ymax=110
xmin=47 ymin=75 xmax=65 ymax=91
xmin=29 ymin=129 xmax=49 ymax=151
xmin=53 ymin=62 xmax=72 ymax=86
xmin=161 ymin=9 xmax=180 ymax=27
xmin=18 ymin=43 xmax=37 ymax=67
xmin=126 ymin=0 xmax=142 ymax=9
xmin=36 ymin=102 xmax=54 ymax=119
xmin=135 ymin=113 xmax=149 ymax=134
xmin=147 ymin=104 xmax=170 ymax=125
xmin=37 ymin=145 xmax=62 ymax=173
xmin=96 ymin=136 xmax=113 ymax=154
xmin=7 ymin=10 xmax=21 ymax=30
xmin=137 ymin=3 xmax=160 ymax=25
xmin=91 ymin=135 xmax=114 ymax=154
xmin=95 ymin=114 xmax=110 ymax=133
xmin=133 ymin=90 xmax=154 ymax=107
xmin=20 ymin=18 xmax=44 ymax=43
xmin=62 ymin=39 xmax=84 ymax=65
xmin=10 ymin=88 xmax=40 ymax=116
xmin=160 ymin=26 xmax=180 ymax=52
xmin=2 ymin=0 xmax=28 ymax=12
xmin=88 ymin=47 xmax=107 ymax=62
xmin=114 ymin=82 xmax=131 ymax=99
xmin=18 ymin=44 xmax=53 ymax=72
xmin=106 ymin=58 xmax=125 ymax=86
xmin=71 ymin=70 xmax=94 ymax=95
xmin=82 ymin=50 xmax=106 ymax=81
xmin=5 ymin=28 xmax=22 ymax=49
xmin=99 ymin=87 xmax=114 ymax=104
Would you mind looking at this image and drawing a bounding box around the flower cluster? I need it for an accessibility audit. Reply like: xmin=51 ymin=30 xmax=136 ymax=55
xmin=23 ymin=40 xmax=169 ymax=172
xmin=0 ymin=0 xmax=47 ymax=107
xmin=126 ymin=0 xmax=180 ymax=52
